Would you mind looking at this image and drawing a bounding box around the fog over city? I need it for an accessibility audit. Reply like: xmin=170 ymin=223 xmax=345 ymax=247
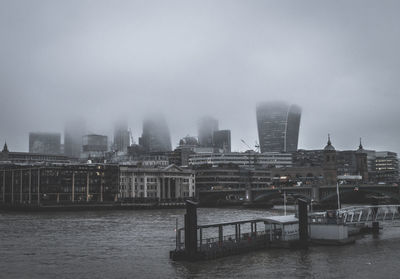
xmin=1 ymin=0 xmax=399 ymax=153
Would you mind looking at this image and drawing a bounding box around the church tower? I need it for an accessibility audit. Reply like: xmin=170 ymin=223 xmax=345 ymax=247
xmin=355 ymin=138 xmax=369 ymax=183
xmin=322 ymin=135 xmax=337 ymax=185
xmin=0 ymin=142 xmax=9 ymax=161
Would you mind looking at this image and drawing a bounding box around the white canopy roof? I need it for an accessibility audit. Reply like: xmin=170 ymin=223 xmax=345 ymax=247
xmin=262 ymin=215 xmax=298 ymax=224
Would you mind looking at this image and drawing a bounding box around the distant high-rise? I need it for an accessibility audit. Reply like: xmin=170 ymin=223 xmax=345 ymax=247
xmin=64 ymin=120 xmax=86 ymax=158
xmin=29 ymin=132 xmax=61 ymax=154
xmin=82 ymin=134 xmax=108 ymax=159
xmin=114 ymin=121 xmax=130 ymax=153
xmin=256 ymin=101 xmax=301 ymax=153
xmin=139 ymin=115 xmax=172 ymax=153
xmin=198 ymin=116 xmax=219 ymax=147
xmin=213 ymin=130 xmax=231 ymax=153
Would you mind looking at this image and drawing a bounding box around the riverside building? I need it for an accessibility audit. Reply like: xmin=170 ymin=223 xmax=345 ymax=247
xmin=0 ymin=142 xmax=72 ymax=164
xmin=193 ymin=164 xmax=271 ymax=191
xmin=119 ymin=164 xmax=195 ymax=200
xmin=0 ymin=163 xmax=119 ymax=205
xmin=188 ymin=151 xmax=292 ymax=168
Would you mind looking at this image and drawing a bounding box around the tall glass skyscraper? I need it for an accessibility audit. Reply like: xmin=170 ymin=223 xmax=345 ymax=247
xmin=256 ymin=101 xmax=301 ymax=153
xmin=64 ymin=119 xmax=86 ymax=158
xmin=139 ymin=115 xmax=172 ymax=153
xmin=29 ymin=132 xmax=61 ymax=155
xmin=113 ymin=121 xmax=130 ymax=153
xmin=197 ymin=116 xmax=219 ymax=147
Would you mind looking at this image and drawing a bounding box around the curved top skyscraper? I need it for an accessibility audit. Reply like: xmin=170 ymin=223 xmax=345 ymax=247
xmin=256 ymin=101 xmax=301 ymax=153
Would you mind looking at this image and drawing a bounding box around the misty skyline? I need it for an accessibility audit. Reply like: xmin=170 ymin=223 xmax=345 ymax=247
xmin=1 ymin=0 xmax=400 ymax=154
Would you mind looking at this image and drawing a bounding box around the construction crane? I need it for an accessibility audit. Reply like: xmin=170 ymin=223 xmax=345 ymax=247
xmin=240 ymin=139 xmax=252 ymax=151
xmin=240 ymin=139 xmax=260 ymax=153
xmin=240 ymin=139 xmax=260 ymax=167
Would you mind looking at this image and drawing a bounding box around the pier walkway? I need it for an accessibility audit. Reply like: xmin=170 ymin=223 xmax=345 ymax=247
xmin=309 ymin=205 xmax=400 ymax=226
xmin=337 ymin=205 xmax=400 ymax=225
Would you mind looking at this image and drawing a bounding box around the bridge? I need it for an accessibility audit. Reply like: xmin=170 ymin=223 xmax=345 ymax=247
xmin=198 ymin=184 xmax=400 ymax=205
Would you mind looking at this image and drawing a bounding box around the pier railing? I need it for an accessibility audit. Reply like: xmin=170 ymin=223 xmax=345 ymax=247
xmin=309 ymin=205 xmax=400 ymax=226
xmin=175 ymin=219 xmax=269 ymax=253
xmin=198 ymin=231 xmax=268 ymax=251
xmin=338 ymin=205 xmax=400 ymax=225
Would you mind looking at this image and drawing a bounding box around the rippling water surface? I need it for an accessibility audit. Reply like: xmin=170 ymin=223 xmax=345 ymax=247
xmin=1 ymin=208 xmax=400 ymax=279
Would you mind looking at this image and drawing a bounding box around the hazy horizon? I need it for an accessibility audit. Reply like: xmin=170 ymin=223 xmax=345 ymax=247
xmin=1 ymin=0 xmax=399 ymax=154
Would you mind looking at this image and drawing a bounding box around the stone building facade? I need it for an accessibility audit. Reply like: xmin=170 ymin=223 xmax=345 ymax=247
xmin=119 ymin=164 xmax=195 ymax=200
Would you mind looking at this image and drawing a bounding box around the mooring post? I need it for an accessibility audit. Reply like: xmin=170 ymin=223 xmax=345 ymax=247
xmin=218 ymin=225 xmax=223 ymax=244
xmin=298 ymin=198 xmax=309 ymax=248
xmin=184 ymin=200 xmax=198 ymax=258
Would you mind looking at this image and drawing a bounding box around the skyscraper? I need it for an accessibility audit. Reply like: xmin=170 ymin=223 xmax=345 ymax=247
xmin=256 ymin=101 xmax=301 ymax=153
xmin=198 ymin=116 xmax=219 ymax=147
xmin=139 ymin=115 xmax=172 ymax=153
xmin=29 ymin=132 xmax=61 ymax=154
xmin=113 ymin=121 xmax=130 ymax=153
xmin=213 ymin=130 xmax=231 ymax=152
xmin=82 ymin=134 xmax=108 ymax=159
xmin=64 ymin=120 xmax=86 ymax=158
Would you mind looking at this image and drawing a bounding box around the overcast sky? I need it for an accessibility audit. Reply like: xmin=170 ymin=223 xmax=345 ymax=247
xmin=1 ymin=0 xmax=399 ymax=154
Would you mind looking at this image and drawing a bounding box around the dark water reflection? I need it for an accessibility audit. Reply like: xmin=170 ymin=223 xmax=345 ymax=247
xmin=1 ymin=208 xmax=400 ymax=279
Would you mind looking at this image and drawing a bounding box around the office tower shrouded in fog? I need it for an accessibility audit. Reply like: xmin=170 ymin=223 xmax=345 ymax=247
xmin=82 ymin=134 xmax=108 ymax=152
xmin=114 ymin=121 xmax=130 ymax=153
xmin=29 ymin=132 xmax=61 ymax=154
xmin=213 ymin=130 xmax=231 ymax=152
xmin=256 ymin=101 xmax=301 ymax=153
xmin=198 ymin=116 xmax=219 ymax=147
xmin=64 ymin=120 xmax=86 ymax=158
xmin=139 ymin=115 xmax=172 ymax=152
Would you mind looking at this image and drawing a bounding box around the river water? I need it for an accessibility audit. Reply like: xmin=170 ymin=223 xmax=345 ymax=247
xmin=1 ymin=207 xmax=400 ymax=279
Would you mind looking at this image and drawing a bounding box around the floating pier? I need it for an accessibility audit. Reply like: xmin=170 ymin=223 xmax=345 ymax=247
xmin=170 ymin=201 xmax=400 ymax=261
xmin=170 ymin=199 xmax=309 ymax=261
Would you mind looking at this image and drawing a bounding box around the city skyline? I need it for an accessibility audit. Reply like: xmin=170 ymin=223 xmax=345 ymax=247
xmin=1 ymin=105 xmax=397 ymax=155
